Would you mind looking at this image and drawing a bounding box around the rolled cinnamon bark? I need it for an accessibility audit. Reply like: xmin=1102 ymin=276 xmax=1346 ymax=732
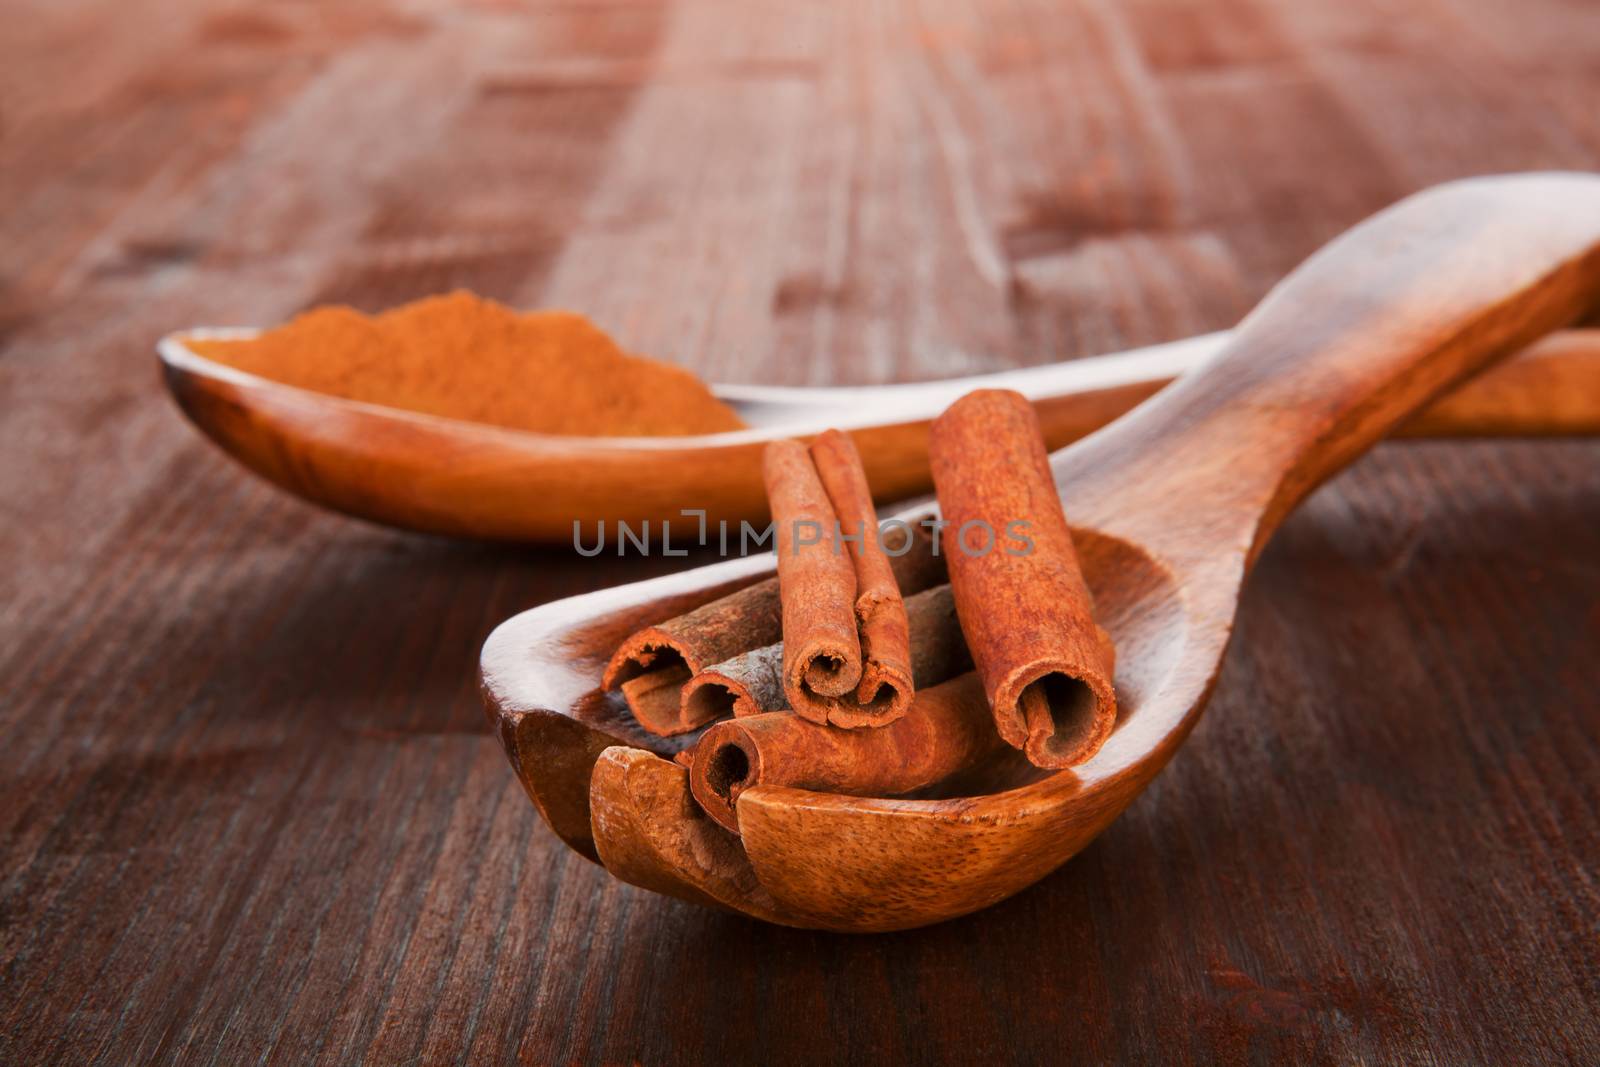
xmin=680 ymin=642 xmax=787 ymax=722
xmin=604 ymin=524 xmax=944 ymax=737
xmin=766 ymin=438 xmax=864 ymax=711
xmin=681 ymin=584 xmax=971 ymax=722
xmin=767 ymin=434 xmax=916 ymax=728
xmin=602 ymin=577 xmax=784 ymax=735
xmin=688 ymin=672 xmax=1003 ymax=832
xmin=929 ymin=389 xmax=1117 ymax=768
xmin=806 ymin=430 xmax=915 ymax=726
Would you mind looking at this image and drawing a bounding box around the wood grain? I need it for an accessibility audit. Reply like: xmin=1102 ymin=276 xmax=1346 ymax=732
xmin=2 ymin=0 xmax=1597 ymax=1062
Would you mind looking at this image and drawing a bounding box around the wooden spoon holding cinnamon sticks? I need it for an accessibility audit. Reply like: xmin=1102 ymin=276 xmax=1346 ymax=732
xmin=482 ymin=173 xmax=1600 ymax=930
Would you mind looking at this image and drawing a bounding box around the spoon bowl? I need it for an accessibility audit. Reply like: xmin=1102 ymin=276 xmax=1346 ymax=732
xmin=489 ymin=524 xmax=1194 ymax=929
xmin=482 ymin=174 xmax=1600 ymax=930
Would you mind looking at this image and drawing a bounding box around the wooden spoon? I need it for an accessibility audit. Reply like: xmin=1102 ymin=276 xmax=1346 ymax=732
xmin=159 ymin=324 xmax=1600 ymax=544
xmin=481 ymin=173 xmax=1600 ymax=931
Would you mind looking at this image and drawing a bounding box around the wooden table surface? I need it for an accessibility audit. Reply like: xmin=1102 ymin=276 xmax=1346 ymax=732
xmin=5 ymin=0 xmax=1598 ymax=1063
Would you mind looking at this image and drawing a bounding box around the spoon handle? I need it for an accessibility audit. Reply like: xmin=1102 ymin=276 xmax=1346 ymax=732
xmin=1053 ymin=173 xmax=1600 ymax=568
xmin=722 ymin=329 xmax=1600 ymax=440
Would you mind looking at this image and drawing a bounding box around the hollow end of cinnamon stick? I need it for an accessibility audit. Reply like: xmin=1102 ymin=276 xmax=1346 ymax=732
xmin=686 ymin=642 xmax=786 ymax=721
xmin=688 ymin=726 xmax=762 ymax=832
xmin=602 ymin=577 xmax=785 ymax=736
xmin=680 ymin=673 xmax=747 ymax=724
xmin=788 ymin=642 xmax=913 ymax=728
xmin=683 ymin=586 xmax=954 ymax=728
xmin=799 ymin=645 xmax=861 ymax=698
xmin=826 ymin=612 xmax=915 ymax=728
xmin=604 ymin=633 xmax=701 ymax=735
xmin=999 ymin=662 xmax=1117 ymax=769
xmin=780 ymin=599 xmax=866 ymax=720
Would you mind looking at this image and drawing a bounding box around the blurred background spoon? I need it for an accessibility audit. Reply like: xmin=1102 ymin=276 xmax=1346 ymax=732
xmin=160 ymin=321 xmax=1600 ymax=544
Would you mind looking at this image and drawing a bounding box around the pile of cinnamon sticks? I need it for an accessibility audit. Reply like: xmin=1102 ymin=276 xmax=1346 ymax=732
xmin=603 ymin=389 xmax=1117 ymax=833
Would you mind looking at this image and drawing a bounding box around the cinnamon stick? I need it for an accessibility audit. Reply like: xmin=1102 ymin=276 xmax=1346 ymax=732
xmin=688 ymin=672 xmax=1004 ymax=832
xmin=602 ymin=578 xmax=783 ymax=735
xmin=808 ymin=430 xmax=915 ymax=727
xmin=680 ymin=584 xmax=971 ymax=721
xmin=604 ymin=508 xmax=943 ymax=736
xmin=766 ymin=434 xmax=915 ymax=727
xmin=680 ymin=642 xmax=786 ymax=723
xmin=929 ymin=389 xmax=1117 ymax=768
xmin=766 ymin=437 xmax=864 ymax=713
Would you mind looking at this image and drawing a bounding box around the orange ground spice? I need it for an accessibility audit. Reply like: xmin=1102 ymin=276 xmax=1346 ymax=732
xmin=187 ymin=291 xmax=746 ymax=437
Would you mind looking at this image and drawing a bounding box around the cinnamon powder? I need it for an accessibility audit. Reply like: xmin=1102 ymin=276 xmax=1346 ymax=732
xmin=186 ymin=291 xmax=746 ymax=437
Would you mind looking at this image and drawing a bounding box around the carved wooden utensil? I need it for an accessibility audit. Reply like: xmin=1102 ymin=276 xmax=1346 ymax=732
xmin=159 ymin=325 xmax=1600 ymax=543
xmin=482 ymin=174 xmax=1600 ymax=931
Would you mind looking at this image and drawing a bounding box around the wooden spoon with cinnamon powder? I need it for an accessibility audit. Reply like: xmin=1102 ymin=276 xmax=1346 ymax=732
xmin=161 ymin=295 xmax=1600 ymax=541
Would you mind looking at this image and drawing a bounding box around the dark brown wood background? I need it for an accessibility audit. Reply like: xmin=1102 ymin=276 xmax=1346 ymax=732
xmin=4 ymin=0 xmax=1598 ymax=1063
